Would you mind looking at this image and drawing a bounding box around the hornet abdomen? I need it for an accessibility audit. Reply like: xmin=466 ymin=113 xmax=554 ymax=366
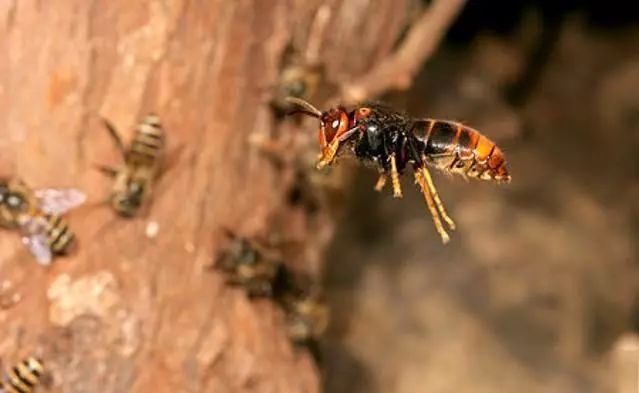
xmin=411 ymin=119 xmax=510 ymax=182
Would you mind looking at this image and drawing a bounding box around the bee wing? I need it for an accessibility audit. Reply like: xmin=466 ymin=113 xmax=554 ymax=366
xmin=35 ymin=188 xmax=87 ymax=215
xmin=20 ymin=217 xmax=52 ymax=266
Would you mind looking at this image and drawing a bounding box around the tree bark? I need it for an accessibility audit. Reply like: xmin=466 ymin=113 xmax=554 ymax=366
xmin=0 ymin=1 xmax=422 ymax=392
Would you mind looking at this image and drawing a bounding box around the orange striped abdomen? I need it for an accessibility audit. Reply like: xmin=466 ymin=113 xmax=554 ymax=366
xmin=413 ymin=119 xmax=510 ymax=182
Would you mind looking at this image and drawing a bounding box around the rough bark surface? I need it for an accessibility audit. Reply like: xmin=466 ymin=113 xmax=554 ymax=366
xmin=0 ymin=1 xmax=413 ymax=392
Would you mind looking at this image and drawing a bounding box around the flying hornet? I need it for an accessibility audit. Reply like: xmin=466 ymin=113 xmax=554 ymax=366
xmin=286 ymin=97 xmax=511 ymax=243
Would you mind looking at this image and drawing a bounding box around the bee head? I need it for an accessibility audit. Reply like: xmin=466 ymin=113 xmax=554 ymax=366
xmin=6 ymin=193 xmax=27 ymax=211
xmin=0 ymin=179 xmax=33 ymax=228
xmin=113 ymin=181 xmax=145 ymax=217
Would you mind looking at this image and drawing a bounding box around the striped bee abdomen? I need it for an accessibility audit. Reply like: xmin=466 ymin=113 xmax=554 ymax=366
xmin=1 ymin=357 xmax=44 ymax=393
xmin=44 ymin=214 xmax=75 ymax=254
xmin=412 ymin=119 xmax=510 ymax=182
xmin=127 ymin=114 xmax=165 ymax=166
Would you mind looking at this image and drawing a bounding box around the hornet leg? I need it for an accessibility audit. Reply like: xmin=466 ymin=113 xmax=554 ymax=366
xmin=374 ymin=174 xmax=387 ymax=192
xmin=414 ymin=167 xmax=450 ymax=244
xmin=419 ymin=160 xmax=456 ymax=230
xmin=389 ymin=154 xmax=403 ymax=198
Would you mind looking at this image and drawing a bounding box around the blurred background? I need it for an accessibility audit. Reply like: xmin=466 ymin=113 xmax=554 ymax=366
xmin=321 ymin=1 xmax=638 ymax=392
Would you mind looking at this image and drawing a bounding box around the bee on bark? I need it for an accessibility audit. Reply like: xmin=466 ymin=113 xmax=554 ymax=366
xmin=286 ymin=97 xmax=511 ymax=243
xmin=96 ymin=114 xmax=166 ymax=217
xmin=283 ymin=295 xmax=329 ymax=344
xmin=270 ymin=6 xmax=331 ymax=117
xmin=271 ymin=61 xmax=323 ymax=118
xmin=273 ymin=272 xmax=329 ymax=344
xmin=0 ymin=357 xmax=45 ymax=393
xmin=0 ymin=178 xmax=86 ymax=265
xmin=214 ymin=231 xmax=284 ymax=297
xmin=268 ymin=264 xmax=328 ymax=343
xmin=215 ymin=231 xmax=329 ymax=343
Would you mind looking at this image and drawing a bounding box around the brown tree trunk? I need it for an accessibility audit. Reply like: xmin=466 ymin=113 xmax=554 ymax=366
xmin=0 ymin=1 xmax=433 ymax=392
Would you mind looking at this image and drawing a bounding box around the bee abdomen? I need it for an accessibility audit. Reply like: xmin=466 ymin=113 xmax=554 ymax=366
xmin=45 ymin=214 xmax=75 ymax=254
xmin=412 ymin=120 xmax=510 ymax=182
xmin=1 ymin=357 xmax=43 ymax=393
xmin=128 ymin=115 xmax=165 ymax=165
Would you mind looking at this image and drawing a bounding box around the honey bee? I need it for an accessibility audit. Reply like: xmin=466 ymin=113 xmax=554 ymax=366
xmin=0 ymin=178 xmax=86 ymax=265
xmin=96 ymin=114 xmax=166 ymax=217
xmin=274 ymin=274 xmax=329 ymax=344
xmin=271 ymin=60 xmax=323 ymax=117
xmin=287 ymin=97 xmax=511 ymax=243
xmin=214 ymin=231 xmax=284 ymax=297
xmin=270 ymin=6 xmax=331 ymax=116
xmin=0 ymin=357 xmax=45 ymax=393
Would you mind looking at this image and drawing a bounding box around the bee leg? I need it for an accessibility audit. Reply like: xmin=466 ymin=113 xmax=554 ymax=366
xmin=94 ymin=164 xmax=118 ymax=178
xmin=419 ymin=163 xmax=456 ymax=231
xmin=414 ymin=168 xmax=450 ymax=244
xmin=374 ymin=174 xmax=387 ymax=192
xmin=100 ymin=117 xmax=127 ymax=158
xmin=389 ymin=154 xmax=403 ymax=198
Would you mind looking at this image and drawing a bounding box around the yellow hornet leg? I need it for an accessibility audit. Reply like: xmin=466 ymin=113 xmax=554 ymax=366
xmin=389 ymin=154 xmax=403 ymax=198
xmin=316 ymin=140 xmax=340 ymax=169
xmin=420 ymin=163 xmax=456 ymax=230
xmin=415 ymin=169 xmax=450 ymax=244
xmin=374 ymin=174 xmax=387 ymax=192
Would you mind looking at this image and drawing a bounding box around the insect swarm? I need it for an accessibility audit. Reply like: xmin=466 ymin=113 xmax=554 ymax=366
xmin=214 ymin=231 xmax=329 ymax=343
xmin=0 ymin=357 xmax=45 ymax=393
xmin=96 ymin=113 xmax=166 ymax=217
xmin=286 ymin=97 xmax=511 ymax=243
xmin=0 ymin=178 xmax=86 ymax=265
